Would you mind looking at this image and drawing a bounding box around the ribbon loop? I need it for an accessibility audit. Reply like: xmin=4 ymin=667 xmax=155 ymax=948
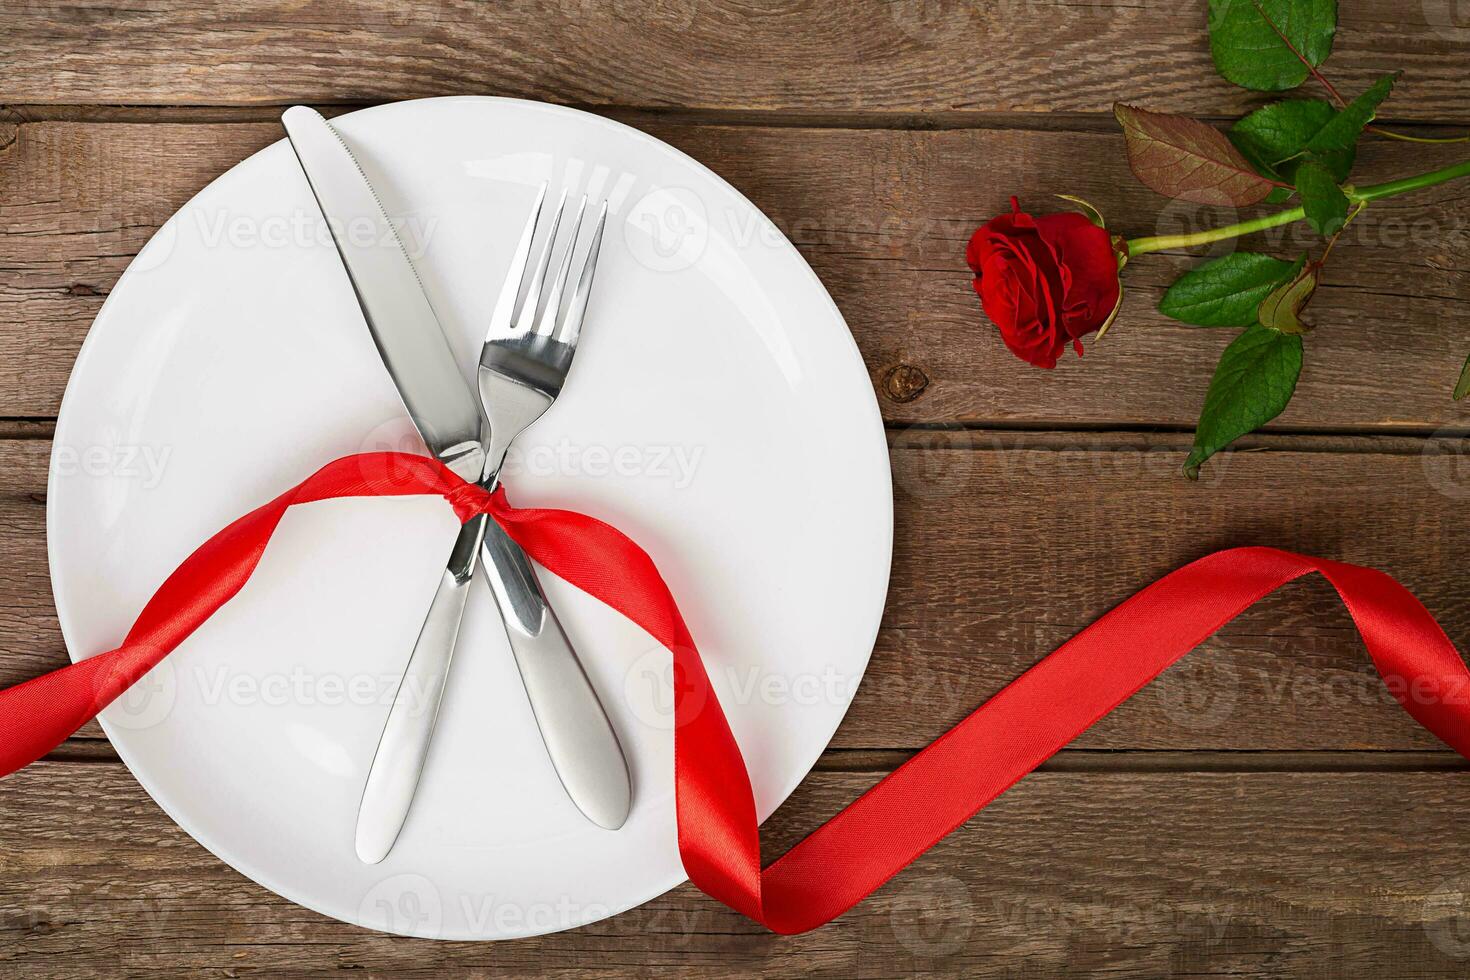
xmin=2 ymin=451 xmax=1466 ymax=935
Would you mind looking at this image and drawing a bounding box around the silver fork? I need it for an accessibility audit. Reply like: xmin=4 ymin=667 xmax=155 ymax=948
xmin=474 ymin=188 xmax=631 ymax=822
xmin=355 ymin=186 xmax=629 ymax=865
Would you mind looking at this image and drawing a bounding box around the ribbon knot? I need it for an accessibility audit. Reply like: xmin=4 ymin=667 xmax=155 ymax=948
xmin=443 ymin=478 xmax=497 ymax=523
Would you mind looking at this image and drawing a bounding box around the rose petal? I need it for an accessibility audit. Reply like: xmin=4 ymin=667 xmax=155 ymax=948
xmin=1034 ymin=212 xmax=1121 ymax=340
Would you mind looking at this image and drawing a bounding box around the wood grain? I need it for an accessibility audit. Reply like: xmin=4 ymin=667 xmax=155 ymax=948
xmin=5 ymin=760 xmax=1470 ymax=976
xmin=5 ymin=433 xmax=1467 ymax=753
xmin=5 ymin=6 xmax=1470 ymax=969
xmin=3 ymin=0 xmax=1469 ymax=121
xmin=3 ymin=120 xmax=1469 ymax=427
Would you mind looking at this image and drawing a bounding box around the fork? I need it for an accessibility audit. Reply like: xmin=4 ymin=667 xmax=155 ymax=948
xmin=474 ymin=188 xmax=631 ymax=822
xmin=355 ymin=186 xmax=629 ymax=865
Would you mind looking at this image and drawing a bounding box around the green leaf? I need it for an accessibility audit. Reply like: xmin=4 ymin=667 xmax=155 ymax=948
xmin=1208 ymin=0 xmax=1337 ymax=92
xmin=1303 ymin=73 xmax=1397 ymax=180
xmin=1455 ymin=353 xmax=1470 ymax=401
xmin=1256 ymin=261 xmax=1320 ymax=334
xmin=1295 ymin=160 xmax=1349 ymax=234
xmin=1185 ymin=324 xmax=1304 ymax=479
xmin=1229 ymin=98 xmax=1337 ymax=180
xmin=1229 ymin=78 xmax=1396 ymax=188
xmin=1114 ymin=103 xmax=1280 ymax=206
xmin=1160 ymin=252 xmax=1305 ymax=326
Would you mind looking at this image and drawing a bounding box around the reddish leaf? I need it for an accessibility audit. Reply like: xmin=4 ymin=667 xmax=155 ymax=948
xmin=1114 ymin=103 xmax=1280 ymax=207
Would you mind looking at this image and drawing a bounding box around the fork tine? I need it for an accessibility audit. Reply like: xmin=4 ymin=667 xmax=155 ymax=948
xmin=535 ymin=195 xmax=587 ymax=337
xmin=486 ymin=182 xmax=547 ymax=340
xmin=515 ymin=188 xmax=568 ymax=333
xmin=556 ymin=201 xmax=607 ymax=351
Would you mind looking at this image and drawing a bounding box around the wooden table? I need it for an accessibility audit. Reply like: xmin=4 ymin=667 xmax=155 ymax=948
xmin=4 ymin=2 xmax=1470 ymax=975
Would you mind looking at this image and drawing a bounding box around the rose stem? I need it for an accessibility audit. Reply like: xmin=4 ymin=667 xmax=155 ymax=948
xmin=1124 ymin=158 xmax=1470 ymax=257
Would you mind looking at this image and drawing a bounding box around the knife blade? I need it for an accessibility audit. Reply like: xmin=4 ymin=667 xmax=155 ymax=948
xmin=282 ymin=106 xmax=486 ymax=482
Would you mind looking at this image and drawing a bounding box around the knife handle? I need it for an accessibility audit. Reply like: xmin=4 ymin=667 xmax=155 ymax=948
xmin=355 ymin=514 xmax=487 ymax=864
xmin=480 ymin=517 xmax=632 ymax=831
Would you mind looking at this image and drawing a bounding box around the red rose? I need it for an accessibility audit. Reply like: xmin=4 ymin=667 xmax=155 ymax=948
xmin=966 ymin=198 xmax=1123 ymax=369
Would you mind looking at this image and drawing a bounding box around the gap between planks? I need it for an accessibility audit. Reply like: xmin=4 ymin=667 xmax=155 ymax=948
xmin=815 ymin=748 xmax=1470 ymax=774
xmin=4 ymin=420 xmax=1466 ymax=456
xmin=4 ymin=103 xmax=1469 ymax=136
xmin=41 ymin=740 xmax=1470 ymax=773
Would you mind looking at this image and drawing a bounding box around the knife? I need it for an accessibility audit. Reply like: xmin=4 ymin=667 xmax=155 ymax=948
xmin=281 ymin=107 xmax=630 ymax=864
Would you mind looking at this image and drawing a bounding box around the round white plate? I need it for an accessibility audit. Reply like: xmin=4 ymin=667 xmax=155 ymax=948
xmin=47 ymin=97 xmax=892 ymax=940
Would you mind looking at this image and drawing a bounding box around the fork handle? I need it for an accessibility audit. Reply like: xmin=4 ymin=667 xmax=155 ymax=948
xmin=355 ymin=513 xmax=487 ymax=864
xmin=480 ymin=517 xmax=632 ymax=830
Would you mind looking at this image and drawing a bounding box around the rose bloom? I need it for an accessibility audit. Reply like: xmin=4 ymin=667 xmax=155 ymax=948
xmin=966 ymin=198 xmax=1123 ymax=369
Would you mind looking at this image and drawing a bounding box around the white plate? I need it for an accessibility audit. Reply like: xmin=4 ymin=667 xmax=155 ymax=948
xmin=47 ymin=97 xmax=892 ymax=940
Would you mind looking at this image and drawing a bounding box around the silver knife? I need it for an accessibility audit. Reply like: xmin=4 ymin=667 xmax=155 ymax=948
xmin=281 ymin=107 xmax=630 ymax=864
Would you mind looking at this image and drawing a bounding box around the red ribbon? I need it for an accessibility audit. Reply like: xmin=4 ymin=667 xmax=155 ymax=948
xmin=3 ymin=451 xmax=1468 ymax=934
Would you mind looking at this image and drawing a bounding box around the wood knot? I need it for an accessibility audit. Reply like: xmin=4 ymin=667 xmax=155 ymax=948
xmin=882 ymin=364 xmax=929 ymax=403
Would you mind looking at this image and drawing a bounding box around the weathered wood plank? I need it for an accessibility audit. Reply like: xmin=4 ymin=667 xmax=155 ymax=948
xmin=3 ymin=0 xmax=1469 ymax=120
xmin=5 ymin=434 xmax=1467 ymax=752
xmin=3 ymin=120 xmax=1469 ymax=426
xmin=4 ymin=760 xmax=1470 ymax=976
